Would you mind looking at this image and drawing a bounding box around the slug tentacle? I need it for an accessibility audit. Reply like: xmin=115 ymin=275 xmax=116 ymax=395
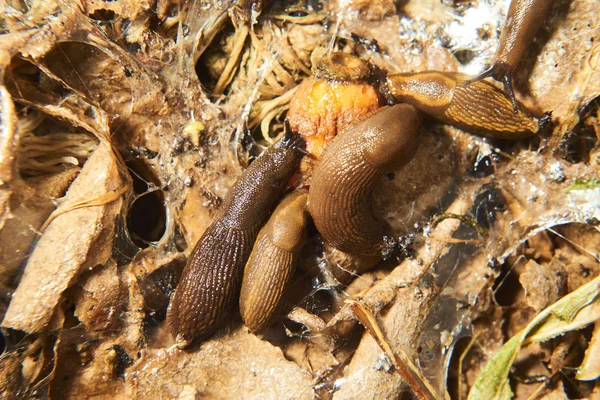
xmin=468 ymin=0 xmax=552 ymax=110
xmin=308 ymin=104 xmax=421 ymax=257
xmin=386 ymin=71 xmax=541 ymax=139
xmin=167 ymin=132 xmax=305 ymax=347
xmin=239 ymin=190 xmax=309 ymax=332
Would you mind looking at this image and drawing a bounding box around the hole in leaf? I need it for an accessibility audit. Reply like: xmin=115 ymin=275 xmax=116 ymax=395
xmin=195 ymin=23 xmax=237 ymax=95
xmin=140 ymin=257 xmax=185 ymax=323
xmin=88 ymin=9 xmax=116 ymax=22
xmin=473 ymin=184 xmax=505 ymax=230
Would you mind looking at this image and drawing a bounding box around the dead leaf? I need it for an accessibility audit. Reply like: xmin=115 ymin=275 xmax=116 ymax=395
xmin=2 ymin=144 xmax=125 ymax=333
xmin=577 ymin=320 xmax=600 ymax=381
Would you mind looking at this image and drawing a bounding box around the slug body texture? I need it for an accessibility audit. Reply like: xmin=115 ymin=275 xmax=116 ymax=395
xmin=308 ymin=104 xmax=421 ymax=257
xmin=387 ymin=71 xmax=540 ymax=139
xmin=167 ymin=133 xmax=305 ymax=347
xmin=240 ymin=190 xmax=309 ymax=332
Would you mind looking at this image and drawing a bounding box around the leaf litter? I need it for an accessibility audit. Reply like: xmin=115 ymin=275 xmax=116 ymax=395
xmin=0 ymin=0 xmax=599 ymax=399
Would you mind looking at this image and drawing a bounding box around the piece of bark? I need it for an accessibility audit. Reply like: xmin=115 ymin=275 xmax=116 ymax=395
xmin=1 ymin=144 xmax=125 ymax=333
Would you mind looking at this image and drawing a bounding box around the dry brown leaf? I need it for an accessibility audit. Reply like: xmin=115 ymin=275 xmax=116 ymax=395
xmin=578 ymin=320 xmax=600 ymax=381
xmin=0 ymin=168 xmax=79 ymax=291
xmin=0 ymin=0 xmax=598 ymax=398
xmin=2 ymin=144 xmax=125 ymax=332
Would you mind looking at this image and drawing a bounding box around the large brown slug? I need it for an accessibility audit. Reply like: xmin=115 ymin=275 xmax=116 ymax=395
xmin=239 ymin=190 xmax=309 ymax=332
xmin=386 ymin=71 xmax=542 ymax=139
xmin=308 ymin=104 xmax=421 ymax=257
xmin=167 ymin=132 xmax=305 ymax=348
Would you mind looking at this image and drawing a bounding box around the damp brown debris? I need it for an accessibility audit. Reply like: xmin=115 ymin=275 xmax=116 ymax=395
xmin=0 ymin=0 xmax=599 ymax=399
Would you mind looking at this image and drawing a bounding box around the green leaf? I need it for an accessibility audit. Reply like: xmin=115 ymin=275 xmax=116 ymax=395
xmin=565 ymin=178 xmax=600 ymax=191
xmin=468 ymin=275 xmax=600 ymax=400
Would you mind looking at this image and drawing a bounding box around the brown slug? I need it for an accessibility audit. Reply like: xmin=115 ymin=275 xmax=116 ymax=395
xmin=167 ymin=132 xmax=305 ymax=347
xmin=469 ymin=0 xmax=552 ymax=109
xmin=308 ymin=104 xmax=421 ymax=257
xmin=386 ymin=71 xmax=543 ymax=139
xmin=239 ymin=190 xmax=309 ymax=332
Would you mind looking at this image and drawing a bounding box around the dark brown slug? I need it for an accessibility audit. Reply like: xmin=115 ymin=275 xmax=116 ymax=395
xmin=239 ymin=190 xmax=309 ymax=332
xmin=470 ymin=0 xmax=552 ymax=108
xmin=386 ymin=71 xmax=542 ymax=139
xmin=308 ymin=104 xmax=421 ymax=257
xmin=167 ymin=132 xmax=305 ymax=347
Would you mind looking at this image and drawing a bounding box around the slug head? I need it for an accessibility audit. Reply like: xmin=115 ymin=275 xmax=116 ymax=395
xmin=219 ymin=130 xmax=306 ymax=229
xmin=359 ymin=104 xmax=422 ymax=172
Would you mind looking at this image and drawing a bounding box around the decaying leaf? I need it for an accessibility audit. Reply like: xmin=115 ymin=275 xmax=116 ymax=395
xmin=0 ymin=166 xmax=79 ymax=314
xmin=2 ymin=144 xmax=125 ymax=333
xmin=0 ymin=0 xmax=599 ymax=398
xmin=577 ymin=321 xmax=600 ymax=381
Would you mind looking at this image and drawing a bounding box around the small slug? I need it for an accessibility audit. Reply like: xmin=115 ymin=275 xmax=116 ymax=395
xmin=470 ymin=0 xmax=552 ymax=108
xmin=239 ymin=190 xmax=309 ymax=332
xmin=167 ymin=132 xmax=305 ymax=347
xmin=308 ymin=104 xmax=421 ymax=257
xmin=386 ymin=71 xmax=543 ymax=139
